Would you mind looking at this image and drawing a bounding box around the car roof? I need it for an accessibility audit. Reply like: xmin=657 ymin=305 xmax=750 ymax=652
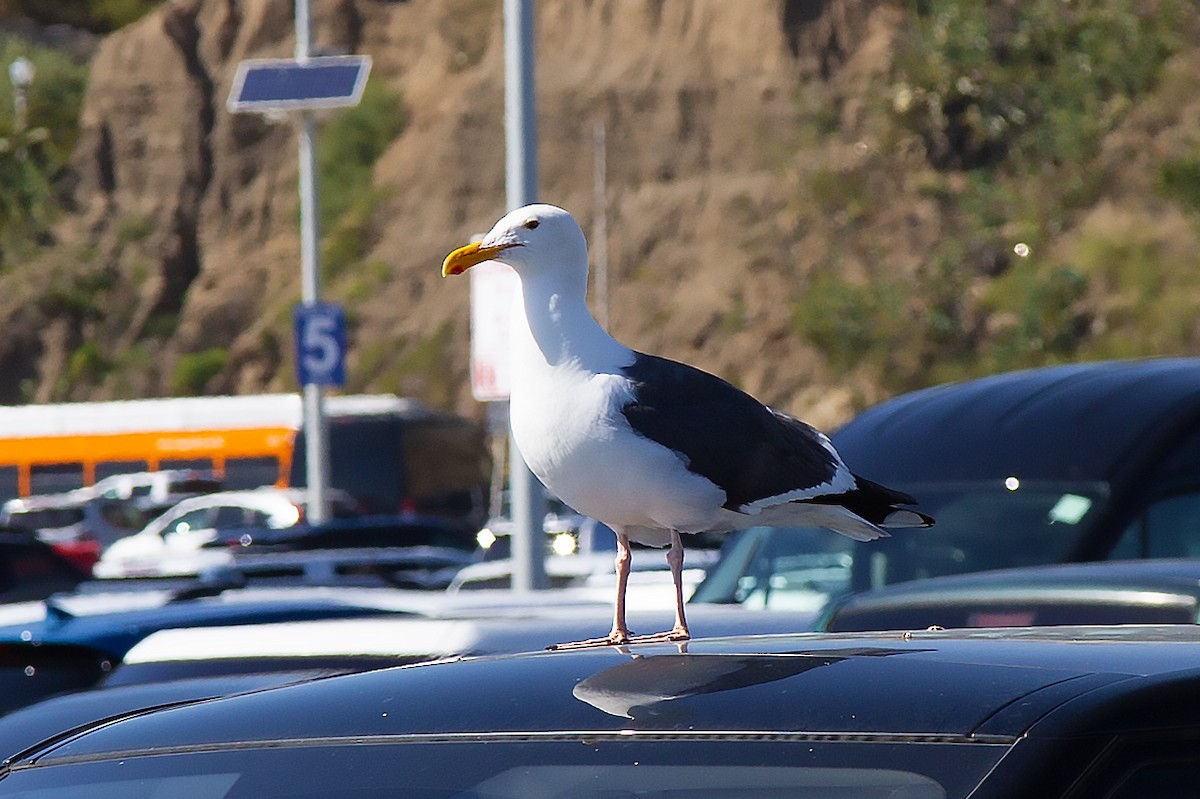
xmin=24 ymin=625 xmax=1200 ymax=763
xmin=116 ymin=603 xmax=809 ymax=668
xmin=0 ymin=670 xmax=344 ymax=765
xmin=835 ymin=558 xmax=1200 ymax=600
xmin=822 ymin=558 xmax=1200 ymax=630
xmin=832 ymin=357 xmax=1200 ymax=484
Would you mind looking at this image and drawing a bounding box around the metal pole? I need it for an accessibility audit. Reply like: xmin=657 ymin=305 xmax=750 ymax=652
xmin=504 ymin=0 xmax=547 ymax=591
xmin=295 ymin=0 xmax=331 ymax=523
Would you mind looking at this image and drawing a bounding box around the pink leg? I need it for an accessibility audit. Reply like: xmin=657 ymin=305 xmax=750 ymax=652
xmin=608 ymin=532 xmax=633 ymax=642
xmin=547 ymin=532 xmax=633 ymax=650
xmin=624 ymin=529 xmax=692 ymax=644
xmin=666 ymin=529 xmax=690 ymax=640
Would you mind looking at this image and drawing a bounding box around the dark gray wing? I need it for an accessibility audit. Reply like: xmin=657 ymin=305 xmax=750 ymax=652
xmin=619 ymin=352 xmax=842 ymax=511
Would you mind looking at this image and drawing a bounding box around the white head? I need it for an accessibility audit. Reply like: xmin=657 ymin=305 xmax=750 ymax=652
xmin=442 ymin=204 xmax=589 ymax=287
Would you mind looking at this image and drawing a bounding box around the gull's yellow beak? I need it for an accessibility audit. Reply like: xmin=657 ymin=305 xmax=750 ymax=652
xmin=441 ymin=241 xmax=516 ymax=277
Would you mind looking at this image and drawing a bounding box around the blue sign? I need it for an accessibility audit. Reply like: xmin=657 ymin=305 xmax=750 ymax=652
xmin=294 ymin=303 xmax=347 ymax=387
xmin=227 ymin=55 xmax=372 ymax=113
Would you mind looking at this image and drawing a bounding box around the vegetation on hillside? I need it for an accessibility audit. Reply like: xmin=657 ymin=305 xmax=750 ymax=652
xmin=796 ymin=0 xmax=1198 ymax=393
xmin=5 ymin=0 xmax=1200 ymax=408
xmin=0 ymin=37 xmax=88 ymax=268
xmin=12 ymin=0 xmax=163 ymax=33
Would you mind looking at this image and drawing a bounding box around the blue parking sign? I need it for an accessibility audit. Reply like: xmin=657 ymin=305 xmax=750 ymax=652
xmin=294 ymin=303 xmax=346 ymax=386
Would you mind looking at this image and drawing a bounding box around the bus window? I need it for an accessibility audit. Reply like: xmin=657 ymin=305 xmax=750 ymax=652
xmin=224 ymin=457 xmax=283 ymax=490
xmin=0 ymin=467 xmax=18 ymax=504
xmin=30 ymin=464 xmax=85 ymax=495
xmin=94 ymin=461 xmax=150 ymax=482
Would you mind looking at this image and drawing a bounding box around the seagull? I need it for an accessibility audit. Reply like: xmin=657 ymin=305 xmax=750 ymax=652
xmin=443 ymin=204 xmax=932 ymax=647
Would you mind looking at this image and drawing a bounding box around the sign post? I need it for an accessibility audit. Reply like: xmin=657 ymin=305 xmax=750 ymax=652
xmin=227 ymin=1 xmax=370 ymax=523
xmin=503 ymin=0 xmax=548 ymax=591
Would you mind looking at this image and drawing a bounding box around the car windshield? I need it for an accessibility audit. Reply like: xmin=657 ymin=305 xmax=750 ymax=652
xmin=0 ymin=738 xmax=1007 ymax=798
xmin=692 ymin=479 xmax=1108 ymax=610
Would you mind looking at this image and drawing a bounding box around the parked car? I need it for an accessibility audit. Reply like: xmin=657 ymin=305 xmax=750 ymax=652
xmin=474 ymin=510 xmax=616 ymax=559
xmin=92 ymin=487 xmax=359 ymax=578
xmin=0 ymin=529 xmax=88 ymax=603
xmin=86 ymin=469 xmax=223 ymax=507
xmin=695 ymin=357 xmax=1200 ymax=611
xmin=6 ymin=625 xmax=1200 ymax=796
xmin=225 ymin=546 xmax=478 ymax=590
xmin=819 ymin=558 xmax=1200 ymax=632
xmin=215 ymin=513 xmax=478 ymax=552
xmin=0 ymin=494 xmax=145 ymax=569
xmin=0 ymin=470 xmax=226 ymax=567
xmin=454 ymin=512 xmax=720 ymax=593
xmin=448 ymin=546 xmax=719 ymax=598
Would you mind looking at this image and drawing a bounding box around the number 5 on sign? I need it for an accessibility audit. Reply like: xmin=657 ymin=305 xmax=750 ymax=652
xmin=294 ymin=302 xmax=347 ymax=387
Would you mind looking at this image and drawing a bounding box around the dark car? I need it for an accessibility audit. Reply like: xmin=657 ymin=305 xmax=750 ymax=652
xmin=0 ymin=530 xmax=87 ymax=603
xmin=0 ymin=641 xmax=114 ymax=716
xmin=820 ymin=558 xmax=1200 ymax=632
xmin=5 ymin=626 xmax=1200 ymax=796
xmin=0 ymin=670 xmax=360 ymax=764
xmin=214 ymin=513 xmax=478 ymax=552
xmin=694 ymin=357 xmax=1200 ymax=611
xmin=206 ymin=514 xmax=480 ymax=590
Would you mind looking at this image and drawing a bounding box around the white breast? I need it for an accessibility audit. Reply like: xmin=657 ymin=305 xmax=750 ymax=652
xmin=510 ymin=363 xmax=725 ymax=535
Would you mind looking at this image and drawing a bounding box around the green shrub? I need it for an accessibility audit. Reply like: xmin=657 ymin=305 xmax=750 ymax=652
xmin=317 ymin=81 xmax=407 ymax=232
xmin=67 ymin=341 xmax=111 ymax=385
xmin=171 ymin=348 xmax=227 ymax=395
xmin=1156 ymin=157 xmax=1200 ymax=210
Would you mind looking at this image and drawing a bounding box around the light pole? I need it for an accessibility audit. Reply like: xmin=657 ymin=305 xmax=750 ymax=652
xmin=8 ymin=56 xmax=33 ymax=160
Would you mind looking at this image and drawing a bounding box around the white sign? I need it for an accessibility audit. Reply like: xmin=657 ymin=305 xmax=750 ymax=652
xmin=469 ymin=261 xmax=519 ymax=401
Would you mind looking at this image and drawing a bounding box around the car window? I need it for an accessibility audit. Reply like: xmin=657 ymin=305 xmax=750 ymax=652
xmin=163 ymin=508 xmax=213 ymax=536
xmin=693 ymin=481 xmax=1106 ymax=607
xmin=1109 ymin=491 xmax=1200 ymax=560
xmin=248 ymin=509 xmax=279 ymax=527
xmin=0 ymin=739 xmax=1005 ymax=799
xmin=213 ymin=505 xmax=252 ymax=528
xmin=97 ymin=502 xmax=145 ymax=532
xmin=1108 ymin=762 xmax=1200 ymax=798
xmin=690 ymin=526 xmax=852 ymax=612
xmin=846 ymin=481 xmax=1105 ymax=592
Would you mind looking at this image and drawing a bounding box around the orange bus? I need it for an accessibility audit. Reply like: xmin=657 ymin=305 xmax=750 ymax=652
xmin=0 ymin=394 xmax=488 ymax=517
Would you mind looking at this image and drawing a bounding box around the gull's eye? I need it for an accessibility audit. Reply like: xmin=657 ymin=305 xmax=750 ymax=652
xmin=523 ymin=218 xmax=540 ymax=230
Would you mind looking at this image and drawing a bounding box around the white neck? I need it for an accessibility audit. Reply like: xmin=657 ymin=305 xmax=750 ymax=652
xmin=511 ymin=272 xmax=631 ymax=374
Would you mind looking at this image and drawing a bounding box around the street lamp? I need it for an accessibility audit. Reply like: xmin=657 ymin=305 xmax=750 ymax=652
xmin=8 ymin=56 xmax=33 ymax=159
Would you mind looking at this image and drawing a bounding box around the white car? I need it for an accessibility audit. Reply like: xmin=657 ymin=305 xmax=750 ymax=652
xmin=93 ymin=488 xmax=353 ymax=579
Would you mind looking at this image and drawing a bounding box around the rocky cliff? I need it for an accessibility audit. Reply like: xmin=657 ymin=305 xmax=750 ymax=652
xmin=3 ymin=0 xmax=1198 ymax=430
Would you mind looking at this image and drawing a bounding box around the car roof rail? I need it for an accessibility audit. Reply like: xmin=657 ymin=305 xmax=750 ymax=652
xmin=167 ymin=565 xmax=248 ymax=602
